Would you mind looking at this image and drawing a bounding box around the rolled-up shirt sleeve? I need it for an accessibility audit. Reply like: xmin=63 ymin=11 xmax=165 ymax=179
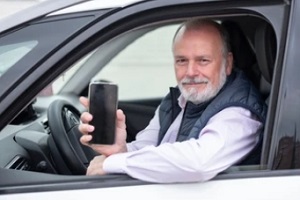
xmin=103 ymin=107 xmax=263 ymax=183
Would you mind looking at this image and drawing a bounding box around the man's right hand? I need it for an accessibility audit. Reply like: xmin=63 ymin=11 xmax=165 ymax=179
xmin=78 ymin=96 xmax=128 ymax=156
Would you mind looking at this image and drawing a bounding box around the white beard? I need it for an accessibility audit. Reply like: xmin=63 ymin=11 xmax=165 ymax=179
xmin=178 ymin=63 xmax=227 ymax=104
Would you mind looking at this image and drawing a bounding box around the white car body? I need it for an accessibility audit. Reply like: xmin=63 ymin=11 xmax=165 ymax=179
xmin=4 ymin=176 xmax=300 ymax=200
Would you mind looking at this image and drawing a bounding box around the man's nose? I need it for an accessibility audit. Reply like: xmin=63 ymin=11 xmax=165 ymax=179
xmin=186 ymin=61 xmax=199 ymax=77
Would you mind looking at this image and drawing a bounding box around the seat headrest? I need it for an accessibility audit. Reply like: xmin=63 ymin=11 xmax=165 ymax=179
xmin=254 ymin=22 xmax=277 ymax=83
xmin=222 ymin=20 xmax=260 ymax=88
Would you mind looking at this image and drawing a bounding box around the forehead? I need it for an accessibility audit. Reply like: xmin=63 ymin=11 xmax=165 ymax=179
xmin=176 ymin=24 xmax=222 ymax=43
xmin=173 ymin=27 xmax=223 ymax=54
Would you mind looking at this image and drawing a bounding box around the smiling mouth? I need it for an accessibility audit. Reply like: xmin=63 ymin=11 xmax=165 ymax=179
xmin=182 ymin=81 xmax=208 ymax=85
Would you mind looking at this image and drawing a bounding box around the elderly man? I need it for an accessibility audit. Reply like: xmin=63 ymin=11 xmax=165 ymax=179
xmin=78 ymin=18 xmax=267 ymax=183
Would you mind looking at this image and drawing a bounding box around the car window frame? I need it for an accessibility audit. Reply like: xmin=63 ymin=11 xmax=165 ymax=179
xmin=0 ymin=9 xmax=111 ymax=128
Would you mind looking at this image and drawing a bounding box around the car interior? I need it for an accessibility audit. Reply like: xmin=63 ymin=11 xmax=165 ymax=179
xmin=0 ymin=12 xmax=277 ymax=188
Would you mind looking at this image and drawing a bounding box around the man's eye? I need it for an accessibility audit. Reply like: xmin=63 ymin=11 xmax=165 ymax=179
xmin=176 ymin=59 xmax=187 ymax=65
xmin=199 ymin=59 xmax=210 ymax=65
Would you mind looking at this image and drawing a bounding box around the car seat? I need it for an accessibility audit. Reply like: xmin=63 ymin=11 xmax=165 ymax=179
xmin=254 ymin=21 xmax=277 ymax=102
xmin=221 ymin=20 xmax=276 ymax=166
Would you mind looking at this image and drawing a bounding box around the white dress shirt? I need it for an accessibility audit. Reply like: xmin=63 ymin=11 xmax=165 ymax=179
xmin=103 ymin=95 xmax=263 ymax=183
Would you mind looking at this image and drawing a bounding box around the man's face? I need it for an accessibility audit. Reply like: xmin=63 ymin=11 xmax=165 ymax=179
xmin=173 ymin=26 xmax=233 ymax=104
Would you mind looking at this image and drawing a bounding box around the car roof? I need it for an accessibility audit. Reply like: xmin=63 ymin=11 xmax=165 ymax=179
xmin=0 ymin=0 xmax=144 ymax=34
xmin=49 ymin=0 xmax=145 ymax=15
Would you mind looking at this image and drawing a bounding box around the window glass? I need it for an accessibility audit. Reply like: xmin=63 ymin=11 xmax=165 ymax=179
xmin=0 ymin=14 xmax=96 ymax=96
xmin=0 ymin=41 xmax=38 ymax=76
xmin=52 ymin=54 xmax=92 ymax=94
xmin=92 ymin=25 xmax=179 ymax=100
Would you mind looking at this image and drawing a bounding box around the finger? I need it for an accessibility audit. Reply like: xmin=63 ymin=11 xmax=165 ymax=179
xmin=80 ymin=134 xmax=93 ymax=145
xmin=86 ymin=157 xmax=98 ymax=175
xmin=80 ymin=112 xmax=93 ymax=123
xmin=78 ymin=123 xmax=94 ymax=135
xmin=87 ymin=165 xmax=101 ymax=176
xmin=86 ymin=164 xmax=96 ymax=176
xmin=79 ymin=96 xmax=89 ymax=108
xmin=116 ymin=109 xmax=126 ymax=130
xmin=86 ymin=156 xmax=106 ymax=175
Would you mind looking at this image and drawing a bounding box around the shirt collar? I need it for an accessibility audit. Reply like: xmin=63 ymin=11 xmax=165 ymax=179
xmin=178 ymin=94 xmax=187 ymax=109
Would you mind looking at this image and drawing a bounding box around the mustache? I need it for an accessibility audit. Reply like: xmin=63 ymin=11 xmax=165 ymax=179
xmin=180 ymin=77 xmax=209 ymax=84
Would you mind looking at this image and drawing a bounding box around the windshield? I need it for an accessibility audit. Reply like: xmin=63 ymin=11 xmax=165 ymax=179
xmin=0 ymin=41 xmax=38 ymax=76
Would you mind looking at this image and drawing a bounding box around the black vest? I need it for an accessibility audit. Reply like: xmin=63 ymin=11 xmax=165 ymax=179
xmin=157 ymin=70 xmax=268 ymax=165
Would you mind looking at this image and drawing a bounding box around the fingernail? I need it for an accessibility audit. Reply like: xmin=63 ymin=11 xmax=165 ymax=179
xmin=88 ymin=126 xmax=94 ymax=132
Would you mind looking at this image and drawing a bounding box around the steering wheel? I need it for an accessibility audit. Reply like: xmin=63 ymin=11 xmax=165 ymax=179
xmin=47 ymin=99 xmax=97 ymax=175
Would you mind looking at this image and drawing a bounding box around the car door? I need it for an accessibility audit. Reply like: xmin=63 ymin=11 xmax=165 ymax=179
xmin=1 ymin=0 xmax=300 ymax=199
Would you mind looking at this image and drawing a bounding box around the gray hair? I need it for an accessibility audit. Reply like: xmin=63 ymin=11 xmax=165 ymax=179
xmin=173 ymin=18 xmax=231 ymax=57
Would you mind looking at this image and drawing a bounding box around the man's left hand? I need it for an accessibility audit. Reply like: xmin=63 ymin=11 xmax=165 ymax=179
xmin=86 ymin=155 xmax=107 ymax=176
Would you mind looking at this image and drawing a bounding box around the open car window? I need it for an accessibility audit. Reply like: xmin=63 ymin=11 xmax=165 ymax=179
xmin=93 ymin=25 xmax=178 ymax=100
xmin=51 ymin=24 xmax=179 ymax=101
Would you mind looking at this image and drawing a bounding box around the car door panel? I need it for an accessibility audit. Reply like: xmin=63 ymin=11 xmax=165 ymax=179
xmin=119 ymin=99 xmax=160 ymax=142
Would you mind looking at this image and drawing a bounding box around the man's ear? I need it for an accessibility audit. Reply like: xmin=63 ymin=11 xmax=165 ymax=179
xmin=225 ymin=52 xmax=233 ymax=75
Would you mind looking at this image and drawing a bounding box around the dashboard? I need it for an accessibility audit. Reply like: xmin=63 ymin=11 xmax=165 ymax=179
xmin=0 ymin=93 xmax=85 ymax=174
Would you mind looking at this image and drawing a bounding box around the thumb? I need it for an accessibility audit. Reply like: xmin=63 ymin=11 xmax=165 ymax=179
xmin=116 ymin=109 xmax=126 ymax=130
